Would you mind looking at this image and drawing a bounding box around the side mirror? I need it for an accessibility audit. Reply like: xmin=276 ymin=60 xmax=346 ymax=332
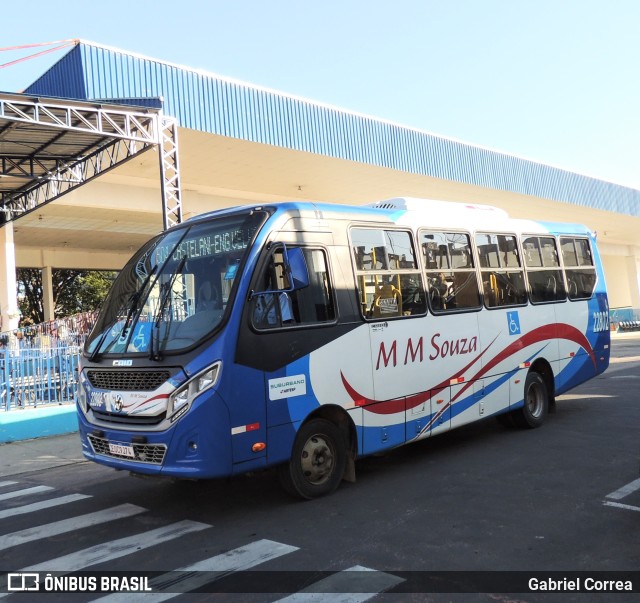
xmin=249 ymin=244 xmax=309 ymax=300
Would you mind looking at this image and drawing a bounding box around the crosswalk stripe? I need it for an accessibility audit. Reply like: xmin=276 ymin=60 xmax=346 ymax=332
xmin=23 ymin=520 xmax=210 ymax=572
xmin=274 ymin=565 xmax=405 ymax=603
xmin=605 ymin=477 xmax=640 ymax=500
xmin=0 ymin=485 xmax=53 ymax=501
xmin=0 ymin=494 xmax=91 ymax=520
xmin=94 ymin=538 xmax=299 ymax=602
xmin=0 ymin=481 xmax=18 ymax=489
xmin=0 ymin=503 xmax=146 ymax=551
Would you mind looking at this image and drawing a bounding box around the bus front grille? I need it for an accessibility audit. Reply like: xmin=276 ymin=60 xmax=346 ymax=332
xmin=88 ymin=435 xmax=167 ymax=465
xmin=86 ymin=370 xmax=170 ymax=391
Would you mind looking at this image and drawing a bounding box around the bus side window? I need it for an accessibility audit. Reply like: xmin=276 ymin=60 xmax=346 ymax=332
xmin=561 ymin=237 xmax=597 ymax=300
xmin=351 ymin=228 xmax=426 ymax=319
xmin=523 ymin=236 xmax=566 ymax=303
xmin=422 ymin=231 xmax=481 ymax=312
xmin=476 ymin=233 xmax=527 ymax=308
xmin=252 ymin=246 xmax=336 ymax=329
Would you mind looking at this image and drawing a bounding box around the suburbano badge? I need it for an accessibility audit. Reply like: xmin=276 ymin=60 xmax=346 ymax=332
xmin=268 ymin=375 xmax=307 ymax=400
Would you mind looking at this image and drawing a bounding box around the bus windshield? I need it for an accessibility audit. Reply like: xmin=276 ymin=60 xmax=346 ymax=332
xmin=85 ymin=210 xmax=267 ymax=358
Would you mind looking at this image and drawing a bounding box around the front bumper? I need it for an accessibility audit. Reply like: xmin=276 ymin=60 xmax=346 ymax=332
xmin=77 ymin=390 xmax=233 ymax=479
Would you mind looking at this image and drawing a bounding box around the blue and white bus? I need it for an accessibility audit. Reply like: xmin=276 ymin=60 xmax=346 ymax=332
xmin=77 ymin=197 xmax=610 ymax=498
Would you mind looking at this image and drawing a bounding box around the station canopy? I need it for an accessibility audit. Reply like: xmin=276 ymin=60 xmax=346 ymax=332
xmin=0 ymin=91 xmax=181 ymax=232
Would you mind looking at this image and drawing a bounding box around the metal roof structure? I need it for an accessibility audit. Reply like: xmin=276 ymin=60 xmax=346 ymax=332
xmin=23 ymin=40 xmax=640 ymax=219
xmin=0 ymin=91 xmax=182 ymax=229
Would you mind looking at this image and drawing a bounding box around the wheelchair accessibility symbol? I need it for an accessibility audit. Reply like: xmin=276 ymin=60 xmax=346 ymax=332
xmin=507 ymin=311 xmax=521 ymax=336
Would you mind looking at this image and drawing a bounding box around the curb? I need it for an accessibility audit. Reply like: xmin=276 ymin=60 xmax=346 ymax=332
xmin=0 ymin=404 xmax=78 ymax=444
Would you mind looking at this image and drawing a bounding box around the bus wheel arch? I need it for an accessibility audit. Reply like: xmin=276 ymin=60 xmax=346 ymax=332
xmin=530 ymin=358 xmax=556 ymax=405
xmin=277 ymin=406 xmax=356 ymax=499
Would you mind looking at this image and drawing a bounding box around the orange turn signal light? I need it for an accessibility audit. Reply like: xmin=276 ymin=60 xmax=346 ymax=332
xmin=252 ymin=442 xmax=266 ymax=453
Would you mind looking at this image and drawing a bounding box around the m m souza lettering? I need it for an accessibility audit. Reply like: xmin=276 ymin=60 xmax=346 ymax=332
xmin=376 ymin=333 xmax=478 ymax=370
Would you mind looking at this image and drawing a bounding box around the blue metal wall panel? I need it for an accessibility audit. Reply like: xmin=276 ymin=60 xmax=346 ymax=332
xmin=23 ymin=41 xmax=640 ymax=217
xmin=24 ymin=45 xmax=87 ymax=99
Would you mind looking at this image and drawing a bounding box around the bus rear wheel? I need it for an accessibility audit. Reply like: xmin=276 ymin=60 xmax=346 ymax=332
xmin=513 ymin=371 xmax=549 ymax=428
xmin=278 ymin=418 xmax=347 ymax=499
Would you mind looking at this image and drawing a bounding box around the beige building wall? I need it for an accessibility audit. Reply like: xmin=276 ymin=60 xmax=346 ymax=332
xmin=599 ymin=245 xmax=640 ymax=312
xmin=4 ymin=163 xmax=640 ymax=325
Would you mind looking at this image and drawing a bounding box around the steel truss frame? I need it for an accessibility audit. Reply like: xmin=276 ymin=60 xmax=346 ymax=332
xmin=0 ymin=94 xmax=182 ymax=230
xmin=158 ymin=116 xmax=183 ymax=230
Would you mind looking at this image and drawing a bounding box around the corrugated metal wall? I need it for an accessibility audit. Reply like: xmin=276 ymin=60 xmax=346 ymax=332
xmin=24 ymin=41 xmax=640 ymax=217
xmin=26 ymin=45 xmax=87 ymax=100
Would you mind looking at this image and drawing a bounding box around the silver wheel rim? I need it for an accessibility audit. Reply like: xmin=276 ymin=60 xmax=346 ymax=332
xmin=526 ymin=381 xmax=544 ymax=419
xmin=300 ymin=433 xmax=335 ymax=485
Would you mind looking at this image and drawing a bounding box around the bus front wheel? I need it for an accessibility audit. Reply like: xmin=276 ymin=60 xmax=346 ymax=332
xmin=278 ymin=418 xmax=347 ymax=500
xmin=514 ymin=371 xmax=549 ymax=428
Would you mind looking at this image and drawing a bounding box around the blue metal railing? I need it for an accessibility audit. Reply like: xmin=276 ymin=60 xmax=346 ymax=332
xmin=1 ymin=345 xmax=82 ymax=411
xmin=0 ymin=311 xmax=96 ymax=411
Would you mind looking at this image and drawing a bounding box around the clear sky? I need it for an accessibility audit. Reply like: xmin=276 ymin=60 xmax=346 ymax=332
xmin=2 ymin=0 xmax=639 ymax=189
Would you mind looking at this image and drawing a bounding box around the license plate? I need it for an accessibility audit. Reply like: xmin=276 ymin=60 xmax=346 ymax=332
xmin=108 ymin=443 xmax=135 ymax=458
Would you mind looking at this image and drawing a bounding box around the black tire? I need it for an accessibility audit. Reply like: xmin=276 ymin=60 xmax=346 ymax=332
xmin=278 ymin=418 xmax=347 ymax=500
xmin=513 ymin=371 xmax=549 ymax=429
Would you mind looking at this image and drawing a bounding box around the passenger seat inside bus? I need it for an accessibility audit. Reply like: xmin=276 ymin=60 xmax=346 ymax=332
xmin=371 ymin=280 xmax=403 ymax=317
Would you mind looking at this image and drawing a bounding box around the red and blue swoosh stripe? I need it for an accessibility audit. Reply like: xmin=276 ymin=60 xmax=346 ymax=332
xmin=341 ymin=323 xmax=595 ymax=415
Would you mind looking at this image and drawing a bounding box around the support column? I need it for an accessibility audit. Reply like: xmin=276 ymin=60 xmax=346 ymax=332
xmin=0 ymin=222 xmax=20 ymax=331
xmin=42 ymin=265 xmax=55 ymax=322
xmin=625 ymin=254 xmax=640 ymax=311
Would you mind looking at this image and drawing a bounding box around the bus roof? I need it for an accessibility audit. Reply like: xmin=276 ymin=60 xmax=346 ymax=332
xmin=184 ymin=197 xmax=593 ymax=237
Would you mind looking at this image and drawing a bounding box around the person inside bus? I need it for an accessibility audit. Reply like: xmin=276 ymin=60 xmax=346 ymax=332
xmin=253 ymin=259 xmax=294 ymax=327
xmin=399 ymin=275 xmax=426 ymax=315
xmin=197 ymin=280 xmax=221 ymax=312
xmin=254 ymin=291 xmax=293 ymax=326
xmin=429 ymin=272 xmax=449 ymax=310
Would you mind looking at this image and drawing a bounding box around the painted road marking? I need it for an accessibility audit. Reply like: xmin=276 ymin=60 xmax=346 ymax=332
xmin=0 ymin=485 xmax=53 ymax=501
xmin=0 ymin=493 xmax=91 ymax=520
xmin=0 ymin=503 xmax=146 ymax=551
xmin=96 ymin=538 xmax=300 ymax=602
xmin=22 ymin=520 xmax=210 ymax=572
xmin=603 ymin=501 xmax=640 ymax=513
xmin=275 ymin=565 xmax=405 ymax=603
xmin=605 ymin=477 xmax=640 ymax=500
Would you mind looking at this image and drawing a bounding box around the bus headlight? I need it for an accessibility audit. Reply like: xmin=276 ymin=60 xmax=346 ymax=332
xmin=77 ymin=373 xmax=88 ymax=413
xmin=169 ymin=362 xmax=221 ymax=421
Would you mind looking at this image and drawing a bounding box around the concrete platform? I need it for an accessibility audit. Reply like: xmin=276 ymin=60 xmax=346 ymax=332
xmin=0 ymin=403 xmax=77 ymax=444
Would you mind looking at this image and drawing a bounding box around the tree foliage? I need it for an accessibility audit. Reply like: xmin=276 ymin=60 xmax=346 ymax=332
xmin=17 ymin=269 xmax=116 ymax=326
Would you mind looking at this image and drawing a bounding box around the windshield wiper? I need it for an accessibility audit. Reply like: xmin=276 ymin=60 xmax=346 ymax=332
xmin=88 ymin=265 xmax=157 ymax=362
xmin=149 ymin=256 xmax=187 ymax=361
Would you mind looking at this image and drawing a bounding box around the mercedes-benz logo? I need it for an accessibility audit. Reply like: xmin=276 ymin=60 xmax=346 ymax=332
xmin=113 ymin=394 xmax=124 ymax=412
